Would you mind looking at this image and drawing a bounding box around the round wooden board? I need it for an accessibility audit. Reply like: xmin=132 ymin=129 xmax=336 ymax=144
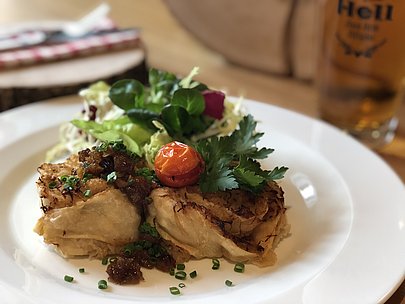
xmin=0 ymin=48 xmax=148 ymax=111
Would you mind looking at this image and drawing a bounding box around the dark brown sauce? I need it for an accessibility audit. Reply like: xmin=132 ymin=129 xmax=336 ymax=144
xmin=78 ymin=144 xmax=155 ymax=211
xmin=106 ymin=233 xmax=175 ymax=285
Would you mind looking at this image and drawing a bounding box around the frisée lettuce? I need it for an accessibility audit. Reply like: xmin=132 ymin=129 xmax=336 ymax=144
xmin=45 ymin=81 xmax=123 ymax=162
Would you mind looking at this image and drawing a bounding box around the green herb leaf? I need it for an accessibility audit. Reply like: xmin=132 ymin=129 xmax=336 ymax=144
xmin=82 ymin=173 xmax=93 ymax=183
xmin=64 ymin=275 xmax=74 ymax=283
xmin=106 ymin=171 xmax=117 ymax=183
xmin=139 ymin=222 xmax=160 ymax=238
xmin=126 ymin=108 xmax=159 ymax=130
xmin=267 ymin=166 xmax=289 ymax=180
xmin=161 ymin=105 xmax=190 ymax=135
xmin=171 ymin=88 xmax=205 ymax=116
xmin=109 ymin=79 xmax=144 ymax=110
xmin=229 ymin=114 xmax=263 ymax=156
xmin=175 ymin=271 xmax=187 ymax=280
xmin=98 ymin=279 xmax=108 ymax=290
xmin=248 ymin=147 xmax=275 ymax=159
xmin=135 ymin=167 xmax=157 ymax=182
xmin=234 ymin=263 xmax=245 ymax=273
xmin=233 ymin=167 xmax=265 ymax=188
xmin=148 ymin=68 xmax=179 ymax=106
xmin=83 ymin=189 xmax=92 ymax=198
xmin=169 ymin=286 xmax=181 ymax=295
xmin=234 ymin=157 xmax=269 ymax=191
xmin=48 ymin=180 xmax=58 ymax=189
xmin=197 ymin=136 xmax=238 ymax=192
xmin=197 ymin=115 xmax=287 ymax=193
xmin=183 ymin=115 xmax=213 ymax=135
xmin=199 ymin=167 xmax=238 ymax=193
xmin=59 ymin=175 xmax=80 ymax=191
xmin=211 ymin=258 xmax=220 ymax=270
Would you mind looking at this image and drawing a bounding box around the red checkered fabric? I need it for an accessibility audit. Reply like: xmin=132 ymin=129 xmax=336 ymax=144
xmin=0 ymin=23 xmax=140 ymax=70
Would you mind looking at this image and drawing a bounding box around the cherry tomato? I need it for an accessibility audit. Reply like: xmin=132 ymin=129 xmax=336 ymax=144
xmin=154 ymin=141 xmax=205 ymax=187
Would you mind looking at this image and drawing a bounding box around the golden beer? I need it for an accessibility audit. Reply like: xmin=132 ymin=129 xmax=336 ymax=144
xmin=317 ymin=0 xmax=405 ymax=148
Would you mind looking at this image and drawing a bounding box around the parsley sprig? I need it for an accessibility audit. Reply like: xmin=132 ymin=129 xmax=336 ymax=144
xmin=197 ymin=115 xmax=288 ymax=193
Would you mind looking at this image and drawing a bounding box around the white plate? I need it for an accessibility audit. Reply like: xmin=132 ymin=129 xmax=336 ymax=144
xmin=0 ymin=96 xmax=403 ymax=304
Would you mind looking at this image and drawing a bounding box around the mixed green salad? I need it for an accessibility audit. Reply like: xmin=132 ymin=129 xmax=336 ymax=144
xmin=47 ymin=67 xmax=287 ymax=193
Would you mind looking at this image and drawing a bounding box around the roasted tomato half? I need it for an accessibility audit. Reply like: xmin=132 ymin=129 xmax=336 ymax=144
xmin=154 ymin=141 xmax=205 ymax=187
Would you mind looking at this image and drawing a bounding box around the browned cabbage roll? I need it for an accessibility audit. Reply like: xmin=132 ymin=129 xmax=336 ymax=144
xmin=147 ymin=182 xmax=290 ymax=267
xmin=34 ymin=155 xmax=141 ymax=258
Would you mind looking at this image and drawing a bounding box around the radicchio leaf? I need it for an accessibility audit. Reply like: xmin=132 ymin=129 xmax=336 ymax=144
xmin=202 ymin=90 xmax=225 ymax=119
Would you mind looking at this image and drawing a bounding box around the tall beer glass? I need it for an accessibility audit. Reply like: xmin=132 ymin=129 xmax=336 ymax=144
xmin=316 ymin=0 xmax=405 ymax=149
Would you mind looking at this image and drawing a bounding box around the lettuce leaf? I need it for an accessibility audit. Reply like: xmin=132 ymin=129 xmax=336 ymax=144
xmin=143 ymin=123 xmax=173 ymax=167
xmin=71 ymin=116 xmax=153 ymax=156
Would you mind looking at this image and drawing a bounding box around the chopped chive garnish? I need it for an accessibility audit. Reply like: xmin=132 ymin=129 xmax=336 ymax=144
xmin=48 ymin=181 xmax=58 ymax=189
xmin=225 ymin=279 xmax=233 ymax=287
xmin=139 ymin=222 xmax=160 ymax=238
xmin=96 ymin=142 xmax=109 ymax=152
xmin=234 ymin=263 xmax=245 ymax=273
xmin=82 ymin=173 xmax=93 ymax=183
xmin=212 ymin=259 xmax=220 ymax=270
xmin=189 ymin=270 xmax=197 ymax=278
xmin=83 ymin=189 xmax=92 ymax=197
xmin=98 ymin=279 xmax=108 ymax=289
xmin=106 ymin=171 xmax=117 ymax=183
xmin=101 ymin=257 xmax=109 ymax=265
xmin=169 ymin=268 xmax=175 ymax=276
xmin=175 ymin=271 xmax=187 ymax=280
xmin=176 ymin=263 xmax=185 ymax=270
xmin=169 ymin=286 xmax=181 ymax=295
xmin=112 ymin=141 xmax=127 ymax=151
xmin=59 ymin=175 xmax=80 ymax=191
xmin=123 ymin=247 xmax=132 ymax=256
xmin=64 ymin=275 xmax=74 ymax=282
xmin=178 ymin=282 xmax=186 ymax=288
xmin=79 ymin=268 xmax=85 ymax=273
